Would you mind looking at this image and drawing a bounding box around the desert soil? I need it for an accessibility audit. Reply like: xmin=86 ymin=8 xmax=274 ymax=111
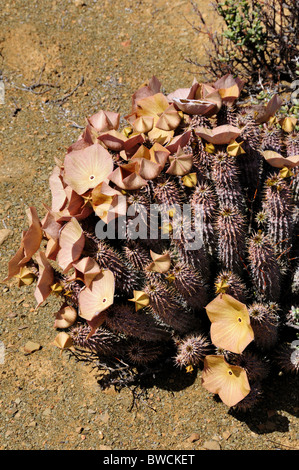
xmin=0 ymin=0 xmax=298 ymax=451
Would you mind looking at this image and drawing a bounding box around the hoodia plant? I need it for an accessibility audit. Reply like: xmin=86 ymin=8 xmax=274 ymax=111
xmin=5 ymin=74 xmax=298 ymax=410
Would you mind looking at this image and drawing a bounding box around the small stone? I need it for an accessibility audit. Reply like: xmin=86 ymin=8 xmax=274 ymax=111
xmin=28 ymin=421 xmax=37 ymax=427
xmin=23 ymin=341 xmax=41 ymax=355
xmin=99 ymin=431 xmax=104 ymax=440
xmin=76 ymin=426 xmax=84 ymax=434
xmin=187 ymin=432 xmax=200 ymax=443
xmin=0 ymin=229 xmax=12 ymax=245
xmin=7 ymin=312 xmax=18 ymax=319
xmin=203 ymin=440 xmax=221 ymax=450
xmin=43 ymin=408 xmax=51 ymax=417
xmin=99 ymin=411 xmax=109 ymax=424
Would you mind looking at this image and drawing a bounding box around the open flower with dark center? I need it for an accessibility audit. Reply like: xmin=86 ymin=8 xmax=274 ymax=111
xmin=63 ymin=143 xmax=114 ymax=195
xmin=78 ymin=269 xmax=115 ymax=338
xmin=205 ymin=294 xmax=254 ymax=354
xmin=202 ymin=355 xmax=251 ymax=407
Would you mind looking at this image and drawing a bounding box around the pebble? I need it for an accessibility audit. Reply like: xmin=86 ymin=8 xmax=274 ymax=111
xmin=203 ymin=439 xmax=221 ymax=450
xmin=187 ymin=432 xmax=200 ymax=443
xmin=99 ymin=411 xmax=109 ymax=424
xmin=23 ymin=341 xmax=41 ymax=355
xmin=43 ymin=408 xmax=52 ymax=417
xmin=7 ymin=312 xmax=18 ymax=319
xmin=28 ymin=421 xmax=37 ymax=427
xmin=0 ymin=229 xmax=13 ymax=245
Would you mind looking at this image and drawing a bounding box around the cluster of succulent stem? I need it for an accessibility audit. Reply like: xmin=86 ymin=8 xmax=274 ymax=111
xmin=6 ymin=74 xmax=298 ymax=410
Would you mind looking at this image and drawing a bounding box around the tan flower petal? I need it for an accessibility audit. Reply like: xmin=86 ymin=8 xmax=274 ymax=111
xmin=72 ymin=257 xmax=102 ymax=287
xmin=195 ymin=125 xmax=241 ymax=145
xmin=205 ymin=294 xmax=254 ymax=354
xmin=147 ymin=126 xmax=174 ymax=145
xmin=92 ymin=182 xmax=126 ymax=223
xmin=54 ymin=305 xmax=77 ymax=329
xmin=15 ymin=266 xmax=36 ymax=287
xmin=131 ymin=76 xmax=162 ymax=112
xmin=45 ymin=237 xmax=59 ymax=261
xmin=165 ymin=131 xmax=191 ymax=154
xmin=199 ymin=83 xmax=217 ymax=98
xmin=4 ymin=239 xmax=26 ymax=281
xmin=137 ymin=157 xmax=163 ymax=180
xmin=136 ymin=93 xmax=170 ymax=117
xmin=87 ymin=109 xmax=120 ymax=133
xmin=63 ymin=143 xmax=114 ymax=195
xmin=85 ymin=312 xmax=107 ymax=339
xmin=227 ymin=140 xmax=246 ymax=157
xmin=92 ymin=181 xmax=119 ymax=205
xmin=129 ymin=290 xmax=150 ymax=311
xmin=172 ymin=97 xmax=217 ymax=116
xmin=97 ymin=129 xmax=126 ymax=151
xmin=150 ymin=142 xmax=171 ymax=168
xmin=67 ymin=135 xmax=92 ymax=153
xmin=182 ymin=172 xmax=197 ymax=188
xmin=213 ymin=74 xmax=245 ymax=106
xmin=166 ymin=148 xmax=193 ymax=176
xmin=57 ymin=218 xmax=85 ymax=273
xmin=167 ymin=80 xmax=199 ymax=101
xmin=255 ymin=94 xmax=282 ymax=124
xmin=201 ymin=92 xmax=222 ymax=114
xmin=202 ymin=355 xmax=250 ymax=407
xmin=34 ymin=251 xmax=54 ymax=307
xmin=131 ymin=143 xmax=169 ymax=174
xmin=279 ymin=166 xmax=294 ymax=178
xmin=78 ymin=270 xmax=115 ymax=321
xmin=147 ymin=251 xmax=171 ymax=273
xmin=155 ymin=104 xmax=181 ymax=131
xmin=261 ymin=150 xmax=299 ymax=169
xmin=132 ymin=116 xmax=154 ymax=133
xmin=49 ymin=166 xmax=67 ymax=212
xmin=279 ymin=117 xmax=297 ymax=133
xmin=22 ymin=207 xmax=43 ymax=264
xmin=53 ymin=332 xmax=74 ymax=350
xmin=122 ymin=133 xmax=145 ymax=152
xmin=63 ymin=186 xmax=93 ymax=220
xmin=130 ymin=152 xmax=162 ymax=180
xmin=108 ymin=161 xmax=148 ymax=190
xmin=41 ymin=210 xmax=61 ymax=241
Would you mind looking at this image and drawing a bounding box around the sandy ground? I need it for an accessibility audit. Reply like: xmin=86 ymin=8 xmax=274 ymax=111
xmin=0 ymin=0 xmax=298 ymax=451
